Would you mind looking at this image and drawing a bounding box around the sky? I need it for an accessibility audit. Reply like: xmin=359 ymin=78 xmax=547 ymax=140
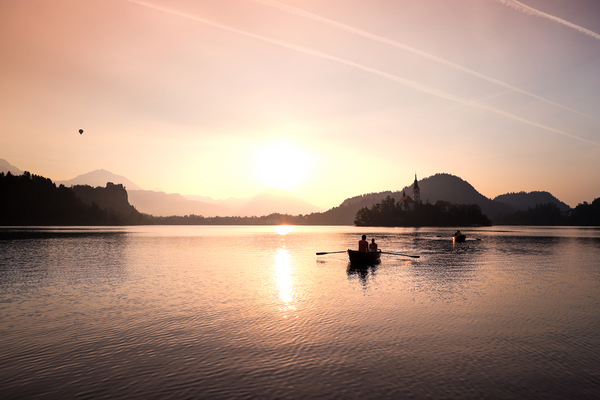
xmin=1 ymin=0 xmax=599 ymax=209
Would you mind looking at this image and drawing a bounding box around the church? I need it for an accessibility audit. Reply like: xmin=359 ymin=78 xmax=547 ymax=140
xmin=399 ymin=174 xmax=420 ymax=211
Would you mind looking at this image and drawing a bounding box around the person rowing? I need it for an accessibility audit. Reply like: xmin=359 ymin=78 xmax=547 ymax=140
xmin=369 ymin=238 xmax=378 ymax=252
xmin=358 ymin=235 xmax=369 ymax=252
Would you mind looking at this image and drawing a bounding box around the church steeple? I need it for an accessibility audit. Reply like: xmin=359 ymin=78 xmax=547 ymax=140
xmin=413 ymin=173 xmax=420 ymax=203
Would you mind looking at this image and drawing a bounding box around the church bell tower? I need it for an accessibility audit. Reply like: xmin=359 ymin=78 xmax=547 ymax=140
xmin=413 ymin=173 xmax=420 ymax=203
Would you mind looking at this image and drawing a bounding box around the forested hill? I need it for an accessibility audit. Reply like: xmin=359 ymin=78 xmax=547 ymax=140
xmin=303 ymin=190 xmax=404 ymax=225
xmin=71 ymin=183 xmax=148 ymax=224
xmin=493 ymin=191 xmax=570 ymax=212
xmin=340 ymin=191 xmax=400 ymax=207
xmin=0 ymin=171 xmax=150 ymax=226
xmin=399 ymin=173 xmax=511 ymax=218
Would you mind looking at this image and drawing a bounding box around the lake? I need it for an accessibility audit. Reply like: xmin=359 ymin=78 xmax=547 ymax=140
xmin=1 ymin=225 xmax=600 ymax=399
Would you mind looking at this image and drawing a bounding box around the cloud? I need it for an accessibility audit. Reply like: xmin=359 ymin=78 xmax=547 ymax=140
xmin=124 ymin=0 xmax=598 ymax=147
xmin=251 ymin=0 xmax=599 ymax=122
xmin=494 ymin=0 xmax=600 ymax=41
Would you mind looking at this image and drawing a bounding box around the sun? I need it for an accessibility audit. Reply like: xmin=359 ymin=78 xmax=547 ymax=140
xmin=256 ymin=142 xmax=313 ymax=190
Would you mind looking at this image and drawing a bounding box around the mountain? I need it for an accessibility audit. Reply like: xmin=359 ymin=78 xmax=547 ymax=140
xmin=234 ymin=188 xmax=325 ymax=217
xmin=128 ymin=190 xmax=232 ymax=217
xmin=56 ymin=169 xmax=143 ymax=190
xmin=493 ymin=191 xmax=570 ymax=212
xmin=0 ymin=159 xmax=24 ymax=175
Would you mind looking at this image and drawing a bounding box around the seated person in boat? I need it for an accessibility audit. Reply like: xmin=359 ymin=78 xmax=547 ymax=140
xmin=358 ymin=235 xmax=369 ymax=252
xmin=369 ymin=238 xmax=378 ymax=252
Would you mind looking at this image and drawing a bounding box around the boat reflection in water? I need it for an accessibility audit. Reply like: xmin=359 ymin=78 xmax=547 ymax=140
xmin=347 ymin=262 xmax=378 ymax=287
xmin=346 ymin=250 xmax=380 ymax=288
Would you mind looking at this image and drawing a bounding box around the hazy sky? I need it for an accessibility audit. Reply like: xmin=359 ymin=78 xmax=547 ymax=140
xmin=2 ymin=0 xmax=599 ymax=208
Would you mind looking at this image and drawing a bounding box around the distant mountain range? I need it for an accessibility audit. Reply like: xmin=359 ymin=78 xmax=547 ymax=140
xmin=323 ymin=173 xmax=510 ymax=224
xmin=0 ymin=159 xmax=576 ymax=222
xmin=127 ymin=190 xmax=233 ymax=217
xmin=22 ymin=165 xmax=325 ymax=217
xmin=127 ymin=188 xmax=325 ymax=217
xmin=404 ymin=173 xmax=570 ymax=216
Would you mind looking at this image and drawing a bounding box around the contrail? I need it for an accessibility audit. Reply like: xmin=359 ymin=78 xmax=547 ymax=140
xmin=494 ymin=0 xmax=600 ymax=41
xmin=450 ymin=89 xmax=515 ymax=110
xmin=250 ymin=0 xmax=599 ymax=122
xmin=124 ymin=0 xmax=598 ymax=147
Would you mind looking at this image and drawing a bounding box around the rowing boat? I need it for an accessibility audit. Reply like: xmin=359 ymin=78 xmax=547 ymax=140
xmin=347 ymin=249 xmax=381 ymax=264
xmin=453 ymin=234 xmax=466 ymax=243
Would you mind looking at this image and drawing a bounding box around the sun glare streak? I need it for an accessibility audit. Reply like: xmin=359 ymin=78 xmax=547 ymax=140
xmin=124 ymin=0 xmax=599 ymax=147
xmin=251 ymin=0 xmax=600 ymax=122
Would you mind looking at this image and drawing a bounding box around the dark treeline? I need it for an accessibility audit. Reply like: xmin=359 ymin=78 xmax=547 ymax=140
xmin=155 ymin=209 xmax=361 ymax=225
xmin=496 ymin=199 xmax=600 ymax=226
xmin=354 ymin=196 xmax=492 ymax=227
xmin=153 ymin=213 xmax=308 ymax=225
xmin=495 ymin=203 xmax=564 ymax=225
xmin=1 ymin=171 xmax=114 ymax=225
xmin=3 ymin=171 xmax=600 ymax=226
xmin=0 ymin=171 xmax=151 ymax=226
xmin=570 ymin=198 xmax=600 ymax=225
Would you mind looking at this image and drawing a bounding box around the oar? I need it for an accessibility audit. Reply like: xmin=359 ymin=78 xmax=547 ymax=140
xmin=316 ymin=251 xmax=347 ymax=255
xmin=380 ymin=251 xmax=420 ymax=258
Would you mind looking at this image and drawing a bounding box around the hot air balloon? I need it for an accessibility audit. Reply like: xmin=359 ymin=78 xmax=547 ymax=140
xmin=79 ymin=129 xmax=83 ymax=135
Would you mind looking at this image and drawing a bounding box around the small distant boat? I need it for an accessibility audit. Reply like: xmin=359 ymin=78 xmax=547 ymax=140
xmin=347 ymin=249 xmax=381 ymax=264
xmin=453 ymin=234 xmax=466 ymax=243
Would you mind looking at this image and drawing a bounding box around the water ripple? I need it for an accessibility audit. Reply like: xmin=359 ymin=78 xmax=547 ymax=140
xmin=1 ymin=226 xmax=600 ymax=399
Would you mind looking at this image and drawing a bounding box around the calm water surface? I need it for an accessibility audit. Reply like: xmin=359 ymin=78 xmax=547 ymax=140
xmin=1 ymin=225 xmax=600 ymax=399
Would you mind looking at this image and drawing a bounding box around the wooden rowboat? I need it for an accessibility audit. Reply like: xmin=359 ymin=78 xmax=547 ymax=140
xmin=347 ymin=249 xmax=381 ymax=264
xmin=453 ymin=234 xmax=466 ymax=243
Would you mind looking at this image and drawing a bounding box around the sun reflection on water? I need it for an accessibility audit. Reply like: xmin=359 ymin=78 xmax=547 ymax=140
xmin=273 ymin=248 xmax=296 ymax=315
xmin=275 ymin=225 xmax=294 ymax=235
